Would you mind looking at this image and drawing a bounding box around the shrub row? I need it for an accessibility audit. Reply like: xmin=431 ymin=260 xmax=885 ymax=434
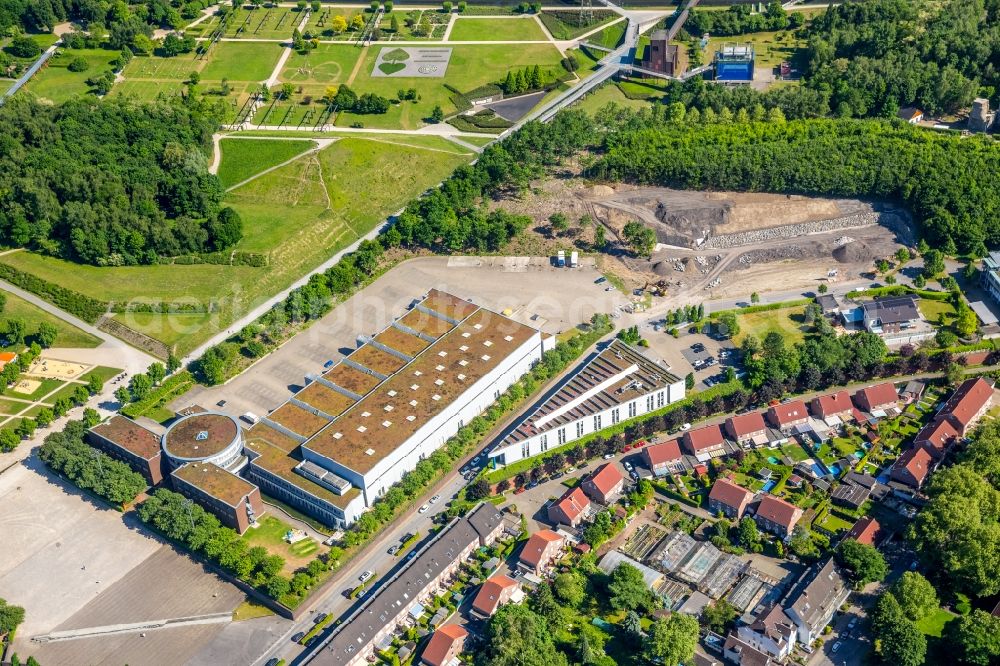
xmin=0 ymin=264 xmax=107 ymax=322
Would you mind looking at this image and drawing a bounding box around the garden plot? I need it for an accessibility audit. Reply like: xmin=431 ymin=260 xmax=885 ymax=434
xmin=372 ymin=47 xmax=452 ymax=77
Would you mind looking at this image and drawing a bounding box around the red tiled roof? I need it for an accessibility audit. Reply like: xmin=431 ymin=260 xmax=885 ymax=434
xmin=0 ymin=352 xmax=17 ymax=363
xmin=855 ymin=382 xmax=898 ymax=411
xmin=915 ymin=418 xmax=959 ymax=457
xmin=684 ymin=424 xmax=726 ymax=451
xmin=768 ymin=400 xmax=808 ymax=427
xmin=645 ymin=439 xmax=683 ymax=466
xmin=942 ymin=377 xmax=994 ymax=430
xmin=421 ymin=624 xmax=467 ymax=666
xmin=552 ymin=486 xmax=590 ymax=523
xmin=586 ymin=463 xmax=624 ymax=496
xmin=709 ymin=478 xmax=753 ymax=511
xmin=726 ymin=412 xmax=767 ymax=438
xmin=471 ymin=574 xmax=517 ymax=617
xmin=811 ymin=391 xmax=853 ymax=419
xmin=755 ymin=495 xmax=803 ymax=530
xmin=519 ymin=529 xmax=563 ymax=569
xmin=846 ymin=517 xmax=883 ymax=546
xmin=891 ymin=446 xmax=934 ymax=488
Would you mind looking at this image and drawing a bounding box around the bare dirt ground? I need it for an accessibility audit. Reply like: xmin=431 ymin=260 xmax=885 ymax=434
xmin=493 ymin=178 xmax=911 ymax=301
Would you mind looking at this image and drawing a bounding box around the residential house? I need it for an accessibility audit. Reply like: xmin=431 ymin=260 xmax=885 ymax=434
xmin=914 ymin=417 xmax=960 ymax=460
xmin=723 ymin=634 xmax=780 ymax=666
xmin=547 ymin=486 xmax=591 ymax=528
xmin=784 ymin=559 xmax=851 ymax=645
xmin=708 ymin=478 xmax=754 ymax=520
xmin=643 ymin=439 xmax=685 ymax=477
xmin=735 ymin=604 xmax=796 ymax=661
xmin=897 ymin=106 xmax=924 ymax=124
xmin=856 ymin=295 xmax=931 ymax=344
xmin=682 ymin=424 xmax=728 ymax=461
xmin=471 ymin=574 xmax=520 ymax=619
xmin=725 ymin=412 xmax=769 ymax=447
xmin=841 ymin=471 xmax=888 ymax=500
xmin=767 ymin=401 xmax=809 ymax=433
xmin=0 ymin=351 xmax=17 ymax=370
xmin=518 ymin=529 xmax=564 ymax=575
xmin=853 ymin=382 xmax=899 ymax=414
xmin=939 ymin=377 xmax=994 ymax=435
xmin=420 ymin=624 xmax=467 ymax=666
xmin=890 ymin=445 xmax=935 ymax=490
xmin=581 ymin=463 xmax=625 ymax=505
xmin=810 ymin=391 xmax=854 ymax=425
xmin=753 ymin=495 xmax=803 ymax=539
xmin=846 ymin=516 xmax=884 ymax=547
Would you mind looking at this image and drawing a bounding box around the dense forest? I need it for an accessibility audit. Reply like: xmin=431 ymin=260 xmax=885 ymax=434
xmin=588 ymin=112 xmax=1000 ymax=254
xmin=0 ymin=96 xmax=241 ymax=265
xmin=684 ymin=1 xmax=803 ymax=38
xmin=803 ymin=0 xmax=999 ymax=117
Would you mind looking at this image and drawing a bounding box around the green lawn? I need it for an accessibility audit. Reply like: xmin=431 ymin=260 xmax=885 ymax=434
xmin=586 ymin=20 xmax=626 ymax=49
xmin=449 ymin=16 xmax=549 ymax=41
xmin=80 ymin=366 xmax=123 ymax=384
xmin=779 ymin=443 xmax=810 ymax=462
xmin=200 ymin=42 xmax=284 ymax=83
xmin=216 ymin=138 xmax=317 ymax=189
xmin=0 ymin=137 xmax=472 ymax=356
xmin=25 ymin=48 xmax=119 ymax=103
xmin=243 ymin=514 xmax=324 ymax=574
xmin=539 ymin=11 xmax=619 ymax=40
xmin=0 ymin=79 xmax=14 ymax=94
xmin=1 ymin=291 xmax=102 ymax=349
xmin=814 ymin=511 xmax=853 ymax=534
xmin=5 ymin=377 xmax=64 ymax=401
xmin=337 ymin=43 xmax=565 ymax=129
xmin=0 ymin=398 xmax=30 ymax=415
xmin=733 ymin=305 xmax=807 ymax=346
xmin=577 ymin=83 xmax=655 ymax=115
xmin=918 ymin=297 xmax=957 ymax=324
xmin=914 ymin=608 xmax=957 ymax=637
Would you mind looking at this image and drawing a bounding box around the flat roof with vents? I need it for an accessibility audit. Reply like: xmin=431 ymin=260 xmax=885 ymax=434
xmin=244 ymin=431 xmax=361 ymax=509
xmin=501 ymin=339 xmax=680 ymax=446
xmin=322 ymin=364 xmax=382 ymax=396
xmin=172 ymin=461 xmax=256 ymax=507
xmin=268 ymin=403 xmax=330 ymax=439
xmin=90 ymin=415 xmax=161 ymax=459
xmin=304 ymin=299 xmax=537 ymax=474
xmin=294 ymin=382 xmax=356 ymax=418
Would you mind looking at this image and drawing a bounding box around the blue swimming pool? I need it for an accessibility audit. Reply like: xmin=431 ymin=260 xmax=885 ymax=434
xmin=828 ymin=463 xmax=842 ymax=477
xmin=761 ymin=480 xmax=776 ymax=492
xmin=767 ymin=456 xmax=781 ymax=464
xmin=810 ymin=462 xmax=825 ymax=477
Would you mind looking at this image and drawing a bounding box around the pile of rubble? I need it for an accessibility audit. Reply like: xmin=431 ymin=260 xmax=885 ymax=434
xmin=703 ymin=211 xmax=884 ymax=250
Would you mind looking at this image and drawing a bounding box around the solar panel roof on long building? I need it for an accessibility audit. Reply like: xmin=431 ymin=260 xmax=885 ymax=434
xmin=501 ymin=338 xmax=678 ymax=446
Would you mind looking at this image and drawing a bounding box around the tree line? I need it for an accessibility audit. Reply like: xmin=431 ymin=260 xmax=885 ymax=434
xmin=0 ymin=96 xmax=241 ymax=266
xmin=588 ymin=114 xmax=1000 ymax=255
xmin=38 ymin=417 xmax=146 ymax=505
xmin=683 ymin=1 xmax=803 ymax=38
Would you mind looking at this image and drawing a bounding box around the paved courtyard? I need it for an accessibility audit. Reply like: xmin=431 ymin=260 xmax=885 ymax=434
xmin=0 ymin=458 xmax=245 ymax=665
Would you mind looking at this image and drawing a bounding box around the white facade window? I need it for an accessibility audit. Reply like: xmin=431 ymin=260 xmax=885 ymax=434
xmin=594 ymin=414 xmax=602 ymax=431
xmin=558 ymin=428 xmax=566 ymax=445
xmin=647 ymin=395 xmax=654 ymax=411
xmin=521 ymin=442 xmax=530 ymax=458
xmin=657 ymin=390 xmax=665 ymax=408
xmin=629 ymin=401 xmax=637 ymax=418
xmin=540 ymin=434 xmax=548 ymax=452
xmin=576 ymin=421 xmax=584 ymax=438
xmin=612 ymin=408 xmax=620 ymax=425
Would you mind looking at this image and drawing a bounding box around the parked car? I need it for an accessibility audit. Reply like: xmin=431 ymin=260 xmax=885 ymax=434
xmin=266 ymin=659 xmax=280 ymax=666
xmin=514 ymin=487 xmax=527 ymax=495
xmin=595 ymin=277 xmax=607 ymax=284
xmin=387 ymin=544 xmax=401 ymax=555
xmin=292 ymin=632 xmax=306 ymax=643
xmin=314 ymin=613 xmax=328 ymax=624
xmin=831 ymin=641 xmax=842 ymax=653
xmin=551 ymin=472 xmax=564 ymax=480
xmin=566 ymin=466 xmax=576 ymax=473
xmin=358 ymin=570 xmax=374 ymax=583
xmin=691 ymin=342 xmax=705 ymax=352
xmin=605 ymin=286 xmax=614 ymax=292
xmin=527 ymin=480 xmax=539 ymax=489
xmin=216 ymin=400 xmax=226 ymax=407
xmin=418 ymin=504 xmax=430 ymax=513
xmin=429 ymin=494 xmax=441 ymax=504
xmin=603 ymin=453 xmax=615 ymax=460
xmin=623 ymin=462 xmax=633 ymax=471
xmin=681 ymin=423 xmax=692 ymax=431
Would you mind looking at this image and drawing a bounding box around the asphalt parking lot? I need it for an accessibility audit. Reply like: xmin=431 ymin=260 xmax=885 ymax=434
xmin=178 ymin=256 xmax=627 ymax=421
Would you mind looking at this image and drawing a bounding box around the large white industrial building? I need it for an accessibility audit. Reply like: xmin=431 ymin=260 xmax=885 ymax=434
xmin=489 ymin=339 xmax=685 ymax=467
xmin=244 ymin=289 xmax=551 ymax=528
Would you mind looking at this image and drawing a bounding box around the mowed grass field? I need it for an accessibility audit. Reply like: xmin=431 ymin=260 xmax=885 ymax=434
xmin=216 ymin=138 xmax=317 ymax=188
xmin=116 ymin=42 xmax=284 ymax=120
xmin=336 ymin=43 xmax=565 ymax=129
xmin=732 ymin=305 xmax=808 ymax=346
xmin=1 ymin=136 xmax=474 ymax=356
xmin=2 ymin=291 xmax=102 ymax=349
xmin=25 ymin=48 xmax=120 ymax=103
xmin=448 ymin=16 xmax=549 ymax=41
xmin=577 ymin=82 xmax=655 ymax=115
